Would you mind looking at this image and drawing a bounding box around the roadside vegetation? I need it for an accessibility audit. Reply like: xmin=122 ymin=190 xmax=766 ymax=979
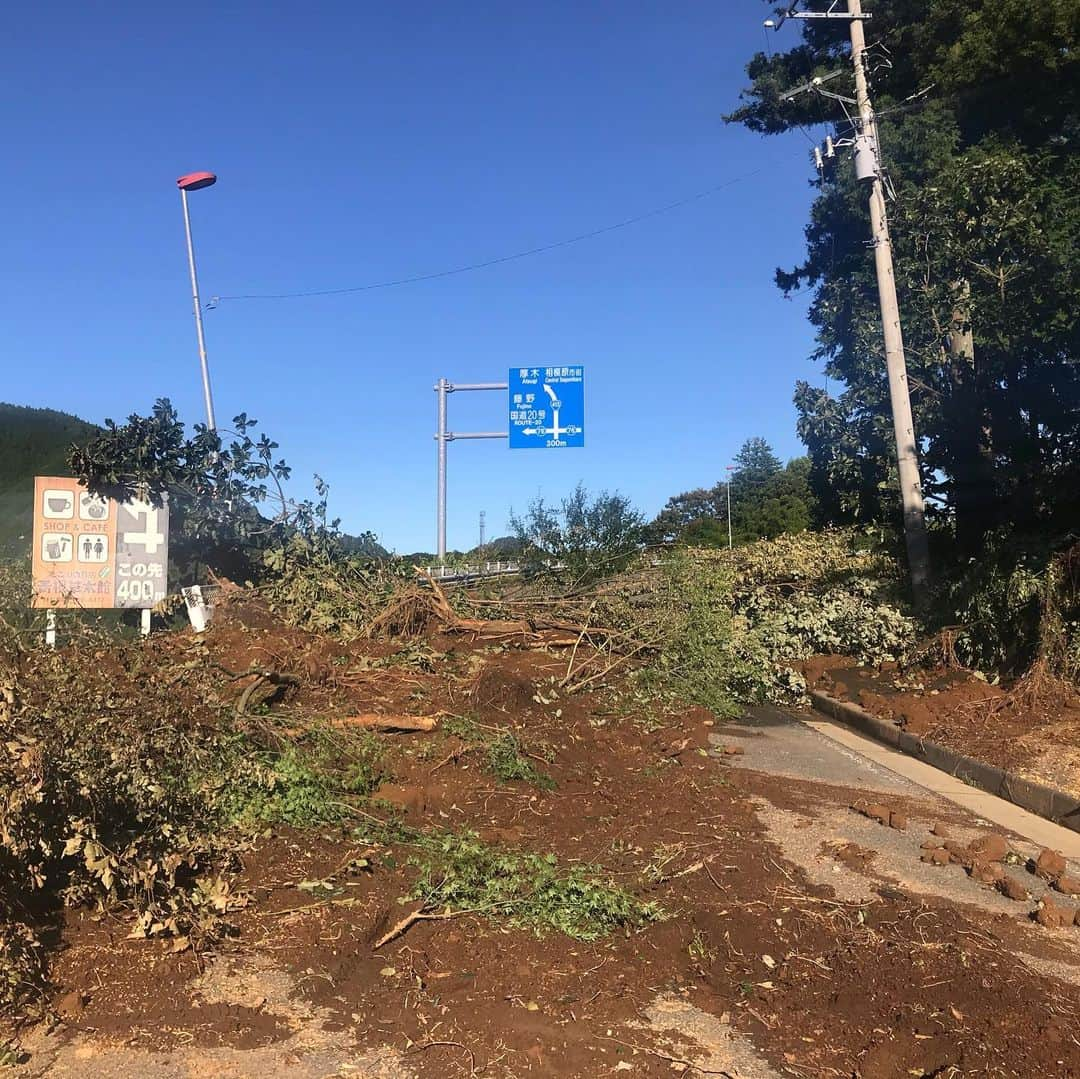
xmin=0 ymin=2 xmax=1076 ymax=1055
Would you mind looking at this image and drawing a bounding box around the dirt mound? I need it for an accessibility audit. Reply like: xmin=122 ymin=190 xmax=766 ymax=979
xmin=468 ymin=665 xmax=535 ymax=712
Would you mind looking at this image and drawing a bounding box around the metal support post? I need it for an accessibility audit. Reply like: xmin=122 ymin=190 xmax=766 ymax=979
xmin=180 ymin=187 xmax=217 ymax=432
xmin=434 ymin=380 xmax=509 ymax=562
xmin=436 ymin=378 xmax=449 ymax=562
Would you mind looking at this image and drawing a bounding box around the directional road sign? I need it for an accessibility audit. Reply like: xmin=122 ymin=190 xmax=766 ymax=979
xmin=508 ymin=365 xmax=584 ymax=449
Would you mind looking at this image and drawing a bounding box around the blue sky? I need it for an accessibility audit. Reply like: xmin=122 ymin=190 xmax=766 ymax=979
xmin=5 ymin=1 xmax=824 ymax=553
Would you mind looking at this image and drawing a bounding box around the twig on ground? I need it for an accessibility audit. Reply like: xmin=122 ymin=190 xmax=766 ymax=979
xmin=596 ymin=1035 xmax=736 ymax=1077
xmin=373 ymin=907 xmax=473 ymax=950
xmin=405 ymin=1039 xmax=477 ymax=1076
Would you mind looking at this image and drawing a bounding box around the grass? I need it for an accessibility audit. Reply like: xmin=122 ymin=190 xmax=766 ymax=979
xmin=443 ymin=715 xmax=556 ymax=790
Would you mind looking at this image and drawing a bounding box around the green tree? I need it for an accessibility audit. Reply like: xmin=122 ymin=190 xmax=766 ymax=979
xmin=648 ymin=439 xmax=815 ymax=548
xmin=69 ymin=398 xmax=359 ymax=581
xmin=731 ymin=437 xmax=782 ymax=492
xmin=729 ymin=0 xmax=1080 ymax=554
xmin=735 ymin=457 xmax=815 ymax=542
xmin=509 ymin=484 xmax=645 ymax=586
xmin=647 ymin=486 xmax=726 ymax=545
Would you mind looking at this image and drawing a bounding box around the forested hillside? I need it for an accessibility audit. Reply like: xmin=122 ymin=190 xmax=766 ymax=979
xmin=0 ymin=403 xmax=100 ymax=556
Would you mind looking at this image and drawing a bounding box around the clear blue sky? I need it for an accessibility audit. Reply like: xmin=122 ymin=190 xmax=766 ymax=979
xmin=5 ymin=1 xmax=823 ymax=554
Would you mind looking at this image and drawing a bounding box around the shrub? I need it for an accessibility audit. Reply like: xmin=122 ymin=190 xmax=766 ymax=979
xmin=644 ymin=530 xmax=916 ymax=709
xmin=407 ymin=830 xmax=661 ymax=940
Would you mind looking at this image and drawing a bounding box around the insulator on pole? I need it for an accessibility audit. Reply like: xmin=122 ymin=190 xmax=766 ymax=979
xmin=824 ymin=135 xmax=835 ymax=158
xmin=813 ymin=145 xmax=824 ymax=172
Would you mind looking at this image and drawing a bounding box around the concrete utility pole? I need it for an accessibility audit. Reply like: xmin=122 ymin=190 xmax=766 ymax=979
xmin=847 ymin=0 xmax=931 ymax=606
xmin=767 ymin=1 xmax=932 ymax=607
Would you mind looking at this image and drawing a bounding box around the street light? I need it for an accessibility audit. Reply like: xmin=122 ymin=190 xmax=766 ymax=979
xmin=177 ymin=171 xmax=218 ymax=432
xmin=725 ymin=465 xmax=735 ymax=550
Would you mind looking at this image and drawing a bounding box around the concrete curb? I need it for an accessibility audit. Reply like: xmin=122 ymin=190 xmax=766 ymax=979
xmin=809 ymin=690 xmax=1080 ymax=835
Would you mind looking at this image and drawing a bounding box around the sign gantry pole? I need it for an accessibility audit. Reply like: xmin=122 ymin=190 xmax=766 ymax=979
xmin=434 ymin=380 xmax=509 ymax=563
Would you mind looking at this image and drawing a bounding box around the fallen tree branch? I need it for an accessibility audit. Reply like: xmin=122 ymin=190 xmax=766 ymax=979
xmin=235 ymin=669 xmax=300 ymax=715
xmin=338 ymin=713 xmax=440 ymax=733
xmin=372 ymin=906 xmax=472 ymax=949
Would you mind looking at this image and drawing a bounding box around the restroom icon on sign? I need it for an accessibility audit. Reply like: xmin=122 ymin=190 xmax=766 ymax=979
xmin=77 ymin=535 xmax=110 ymax=564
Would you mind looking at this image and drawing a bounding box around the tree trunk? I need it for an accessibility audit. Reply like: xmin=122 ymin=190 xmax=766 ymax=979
xmin=947 ymin=283 xmax=996 ymax=554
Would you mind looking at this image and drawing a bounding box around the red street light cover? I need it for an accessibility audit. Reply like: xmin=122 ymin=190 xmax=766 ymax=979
xmin=177 ymin=171 xmax=217 ymax=191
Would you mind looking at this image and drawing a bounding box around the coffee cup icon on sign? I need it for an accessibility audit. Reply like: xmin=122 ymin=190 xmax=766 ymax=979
xmin=43 ymin=490 xmax=75 ymax=519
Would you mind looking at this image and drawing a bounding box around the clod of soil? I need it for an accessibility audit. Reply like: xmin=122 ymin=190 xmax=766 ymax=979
xmin=829 ymin=842 xmax=877 ymax=871
xmin=930 ymin=822 xmax=950 ymax=838
xmin=943 ymin=840 xmax=973 ymax=868
xmin=998 ymin=875 xmax=1030 ymax=902
xmin=968 ymin=861 xmax=1006 ymax=886
xmin=1054 ymin=873 xmax=1080 ymax=896
xmin=1035 ymin=848 xmax=1067 ymax=880
xmin=851 ymin=801 xmax=893 ymax=827
xmin=888 ymin=811 xmax=908 ymax=830
xmin=1035 ymin=896 xmax=1075 ymax=929
xmin=968 ymin=833 xmax=1009 ymax=863
xmin=921 ymin=847 xmax=950 ymax=866
xmin=55 ymin=991 xmax=88 ymax=1019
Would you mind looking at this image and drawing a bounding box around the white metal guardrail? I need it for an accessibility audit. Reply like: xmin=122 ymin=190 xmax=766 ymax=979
xmin=427 ymin=561 xmax=522 ymax=582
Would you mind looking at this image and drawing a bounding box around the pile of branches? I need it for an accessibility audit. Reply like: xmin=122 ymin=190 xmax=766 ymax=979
xmin=445 ymin=531 xmax=916 ymax=710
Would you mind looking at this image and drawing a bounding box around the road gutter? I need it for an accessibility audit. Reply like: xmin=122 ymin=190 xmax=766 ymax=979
xmin=810 ymin=689 xmax=1080 ymax=838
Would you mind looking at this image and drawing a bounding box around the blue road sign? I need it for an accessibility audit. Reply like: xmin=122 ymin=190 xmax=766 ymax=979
xmin=508 ymin=366 xmax=585 ymax=449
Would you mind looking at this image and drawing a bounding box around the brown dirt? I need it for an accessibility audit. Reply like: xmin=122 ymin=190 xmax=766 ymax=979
xmin=10 ymin=602 xmax=1080 ymax=1076
xmin=807 ymin=657 xmax=1080 ymax=798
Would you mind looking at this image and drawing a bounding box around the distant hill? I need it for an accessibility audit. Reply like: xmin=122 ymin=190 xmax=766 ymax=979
xmin=0 ymin=403 xmax=101 ymax=557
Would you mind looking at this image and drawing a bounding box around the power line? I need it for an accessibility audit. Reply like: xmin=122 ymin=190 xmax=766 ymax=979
xmin=210 ymin=169 xmax=764 ymax=304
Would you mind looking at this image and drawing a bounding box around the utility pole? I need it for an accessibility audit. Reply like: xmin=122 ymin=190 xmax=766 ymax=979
xmin=847 ymin=0 xmax=931 ymax=607
xmin=768 ymin=1 xmax=931 ymax=607
xmin=479 ymin=509 xmax=486 ymax=556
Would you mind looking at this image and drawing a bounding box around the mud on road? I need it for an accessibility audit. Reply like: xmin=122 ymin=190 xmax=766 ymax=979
xmin=16 ymin=609 xmax=1080 ymax=1078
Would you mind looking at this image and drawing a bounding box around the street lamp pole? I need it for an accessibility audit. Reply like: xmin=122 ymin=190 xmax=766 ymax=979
xmin=725 ymin=465 xmax=734 ymax=550
xmin=177 ymin=172 xmax=218 ymax=432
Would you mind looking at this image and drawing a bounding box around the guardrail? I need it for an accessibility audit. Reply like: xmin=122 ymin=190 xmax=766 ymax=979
xmin=427 ymin=561 xmax=522 ymax=582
